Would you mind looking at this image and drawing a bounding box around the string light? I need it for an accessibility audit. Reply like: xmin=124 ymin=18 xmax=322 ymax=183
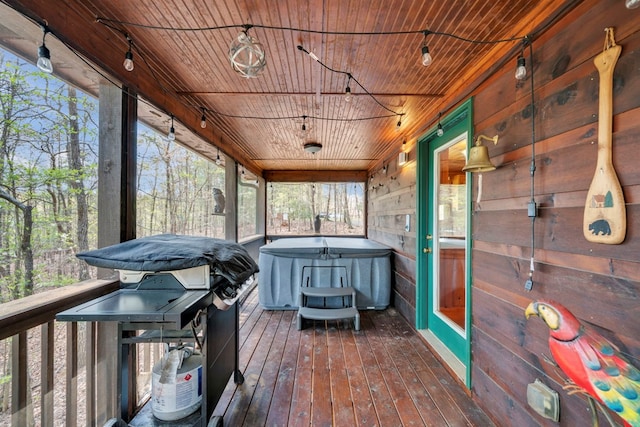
xmin=215 ymin=147 xmax=222 ymax=165
xmin=345 ymin=74 xmax=353 ymax=103
xmin=123 ymin=35 xmax=134 ymax=71
xmin=396 ymin=118 xmax=402 ymax=132
xmin=515 ymin=55 xmax=526 ymax=80
xmin=37 ymin=25 xmax=53 ymax=73
xmin=167 ymin=114 xmax=176 ymax=141
xmin=297 ymin=45 xmax=403 ymax=122
xmin=436 ymin=112 xmax=444 ymax=136
xmin=200 ymin=107 xmax=207 ymax=128
xmin=420 ymin=31 xmax=432 ymax=67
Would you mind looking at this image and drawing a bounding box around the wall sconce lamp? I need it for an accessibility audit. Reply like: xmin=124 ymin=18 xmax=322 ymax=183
xmin=398 ymin=140 xmax=408 ymax=166
xmin=462 ymin=135 xmax=499 ymax=172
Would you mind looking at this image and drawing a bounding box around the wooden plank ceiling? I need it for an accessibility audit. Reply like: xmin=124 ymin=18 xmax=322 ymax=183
xmin=0 ymin=0 xmax=575 ymax=175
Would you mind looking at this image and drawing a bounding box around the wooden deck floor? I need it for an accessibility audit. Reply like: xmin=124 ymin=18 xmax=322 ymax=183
xmin=213 ymin=289 xmax=495 ymax=426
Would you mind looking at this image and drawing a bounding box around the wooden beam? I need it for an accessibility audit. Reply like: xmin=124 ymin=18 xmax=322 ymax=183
xmin=176 ymin=91 xmax=445 ymax=98
xmin=264 ymin=170 xmax=368 ymax=182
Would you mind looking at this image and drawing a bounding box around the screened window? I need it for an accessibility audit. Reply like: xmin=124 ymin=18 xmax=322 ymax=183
xmin=238 ymin=167 xmax=258 ymax=239
xmin=136 ymin=124 xmax=225 ymax=238
xmin=267 ymin=182 xmax=365 ymax=236
xmin=0 ymin=48 xmax=99 ymax=300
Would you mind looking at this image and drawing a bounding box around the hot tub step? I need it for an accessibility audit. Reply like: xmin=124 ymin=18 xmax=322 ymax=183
xmin=300 ymin=286 xmax=355 ymax=298
xmin=297 ymin=306 xmax=360 ymax=331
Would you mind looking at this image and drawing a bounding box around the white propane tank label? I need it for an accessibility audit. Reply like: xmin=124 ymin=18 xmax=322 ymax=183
xmin=152 ymin=351 xmax=203 ymax=421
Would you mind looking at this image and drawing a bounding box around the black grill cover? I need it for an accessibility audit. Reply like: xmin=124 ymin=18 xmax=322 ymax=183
xmin=77 ymin=234 xmax=258 ymax=286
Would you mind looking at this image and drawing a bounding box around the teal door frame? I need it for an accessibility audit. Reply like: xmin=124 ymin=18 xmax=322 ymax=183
xmin=416 ymin=98 xmax=473 ymax=386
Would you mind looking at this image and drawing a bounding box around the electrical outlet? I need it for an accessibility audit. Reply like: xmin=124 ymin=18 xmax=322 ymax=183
xmin=527 ymin=379 xmax=559 ymax=422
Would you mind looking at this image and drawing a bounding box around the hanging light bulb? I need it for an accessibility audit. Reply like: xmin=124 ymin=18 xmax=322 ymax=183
xmin=200 ymin=108 xmax=207 ymax=129
xmin=396 ymin=118 xmax=402 ymax=132
xmin=215 ymin=148 xmax=222 ymax=166
xmin=421 ymin=44 xmax=432 ymax=67
xmin=420 ymin=31 xmax=432 ymax=67
xmin=123 ymin=36 xmax=134 ymax=72
xmin=167 ymin=115 xmax=176 ymax=141
xmin=37 ymin=26 xmax=53 ymax=74
xmin=345 ymin=75 xmax=353 ymax=103
xmin=515 ymin=55 xmax=527 ymax=80
xmin=297 ymin=115 xmax=311 ymax=139
xmin=436 ymin=112 xmax=444 ymax=136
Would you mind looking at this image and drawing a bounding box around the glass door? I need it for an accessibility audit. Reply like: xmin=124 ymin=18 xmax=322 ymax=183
xmin=428 ymin=133 xmax=468 ymax=340
xmin=416 ymin=100 xmax=472 ymax=385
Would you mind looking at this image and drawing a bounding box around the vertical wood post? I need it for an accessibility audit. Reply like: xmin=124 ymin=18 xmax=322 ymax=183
xmin=40 ymin=322 xmax=54 ymax=427
xmin=225 ymin=160 xmax=238 ymax=241
xmin=65 ymin=322 xmax=78 ymax=427
xmin=10 ymin=332 xmax=27 ymax=426
xmin=96 ymin=81 xmax=138 ymax=424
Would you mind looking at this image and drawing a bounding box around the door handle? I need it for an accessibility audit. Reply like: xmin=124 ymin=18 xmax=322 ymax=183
xmin=423 ymin=248 xmax=432 ymax=254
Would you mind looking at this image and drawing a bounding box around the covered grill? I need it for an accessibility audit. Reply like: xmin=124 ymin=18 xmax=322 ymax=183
xmin=57 ymin=234 xmax=259 ymax=425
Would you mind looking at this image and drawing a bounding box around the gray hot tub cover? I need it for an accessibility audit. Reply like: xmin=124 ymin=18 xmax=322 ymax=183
xmin=76 ymin=234 xmax=258 ymax=285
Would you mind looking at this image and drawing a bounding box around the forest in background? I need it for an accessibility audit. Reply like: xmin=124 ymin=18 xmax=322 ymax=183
xmin=0 ymin=49 xmax=365 ymax=304
xmin=0 ymin=51 xmax=226 ymax=303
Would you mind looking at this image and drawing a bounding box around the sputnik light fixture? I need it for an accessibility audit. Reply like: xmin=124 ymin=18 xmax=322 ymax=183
xmin=37 ymin=25 xmax=53 ymax=73
xmin=228 ymin=25 xmax=266 ymax=78
xmin=123 ymin=34 xmax=134 ymax=72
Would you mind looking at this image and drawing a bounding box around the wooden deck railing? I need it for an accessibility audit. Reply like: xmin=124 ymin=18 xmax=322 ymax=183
xmin=0 ymin=279 xmax=119 ymax=427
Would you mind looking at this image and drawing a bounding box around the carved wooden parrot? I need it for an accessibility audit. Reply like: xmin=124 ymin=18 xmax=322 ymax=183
xmin=525 ymin=300 xmax=640 ymax=427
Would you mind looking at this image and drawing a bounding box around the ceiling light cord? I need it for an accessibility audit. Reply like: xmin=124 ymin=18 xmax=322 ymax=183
xmin=525 ymin=37 xmax=537 ymax=291
xmin=96 ymin=17 xmax=527 ymax=44
xmin=297 ymin=44 xmax=405 ymax=124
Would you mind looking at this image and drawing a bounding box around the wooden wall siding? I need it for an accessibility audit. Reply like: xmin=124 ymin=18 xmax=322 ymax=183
xmin=367 ymin=153 xmax=418 ymax=324
xmin=470 ymin=0 xmax=640 ymax=425
xmin=367 ymin=0 xmax=640 ymax=425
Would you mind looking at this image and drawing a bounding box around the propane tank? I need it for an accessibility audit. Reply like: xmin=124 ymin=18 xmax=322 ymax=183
xmin=151 ymin=346 xmax=203 ymax=421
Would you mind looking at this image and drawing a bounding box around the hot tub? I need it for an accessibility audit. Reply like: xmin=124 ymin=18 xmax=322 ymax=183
xmin=258 ymin=237 xmax=392 ymax=310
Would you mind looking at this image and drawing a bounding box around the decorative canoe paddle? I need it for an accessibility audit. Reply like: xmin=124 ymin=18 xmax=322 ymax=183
xmin=583 ymin=28 xmax=626 ymax=244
